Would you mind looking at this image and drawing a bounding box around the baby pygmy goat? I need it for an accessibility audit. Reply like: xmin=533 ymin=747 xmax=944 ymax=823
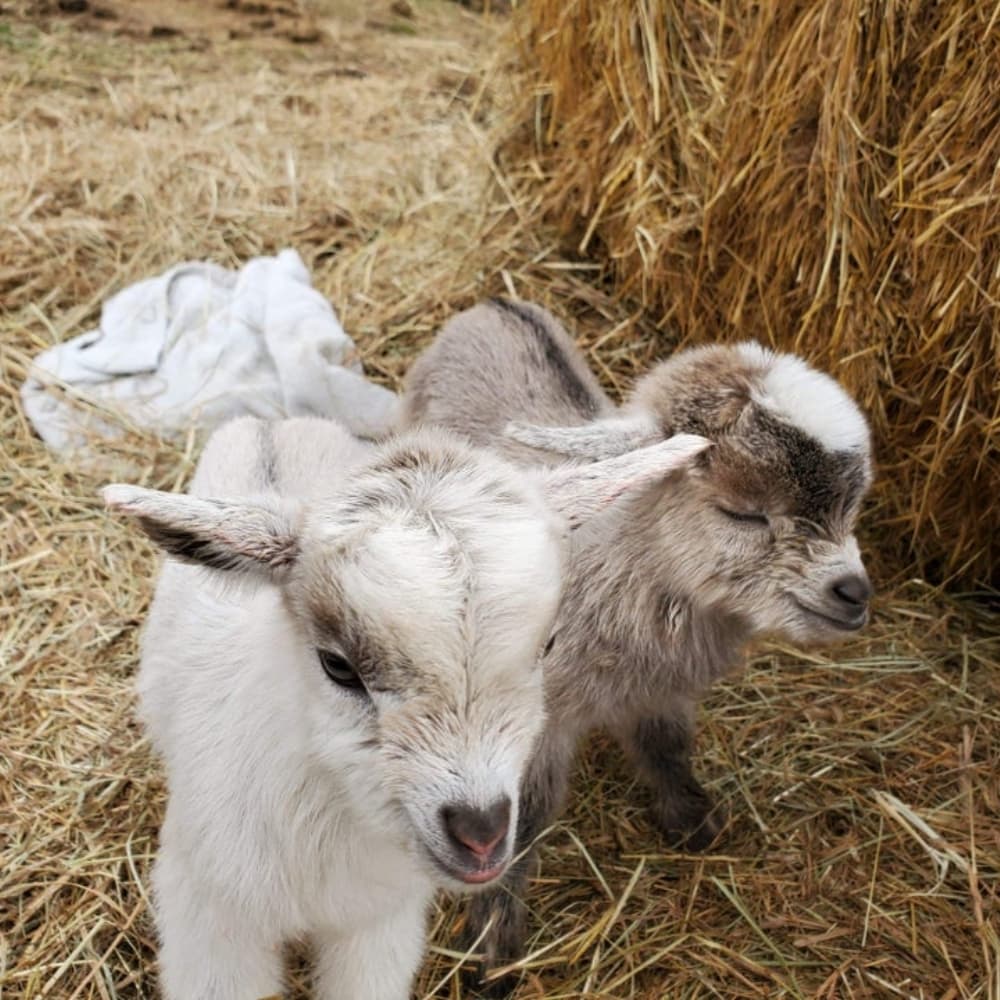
xmin=402 ymin=299 xmax=873 ymax=990
xmin=104 ymin=414 xmax=707 ymax=1000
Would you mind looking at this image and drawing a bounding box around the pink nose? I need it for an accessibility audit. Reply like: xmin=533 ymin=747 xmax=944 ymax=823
xmin=441 ymin=797 xmax=511 ymax=860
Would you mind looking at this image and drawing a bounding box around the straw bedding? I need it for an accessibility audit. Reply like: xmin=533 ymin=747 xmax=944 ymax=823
xmin=505 ymin=0 xmax=1000 ymax=588
xmin=1 ymin=2 xmax=997 ymax=998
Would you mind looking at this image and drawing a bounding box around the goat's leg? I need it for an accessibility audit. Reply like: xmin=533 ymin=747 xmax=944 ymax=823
xmin=619 ymin=701 xmax=724 ymax=852
xmin=313 ymin=894 xmax=429 ymax=1000
xmin=153 ymin=847 xmax=284 ymax=1000
xmin=460 ymin=729 xmax=575 ymax=999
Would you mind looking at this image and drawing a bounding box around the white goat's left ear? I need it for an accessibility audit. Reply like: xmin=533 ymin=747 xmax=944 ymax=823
xmin=505 ymin=414 xmax=660 ymax=460
xmin=540 ymin=434 xmax=710 ymax=529
xmin=102 ymin=484 xmax=300 ymax=578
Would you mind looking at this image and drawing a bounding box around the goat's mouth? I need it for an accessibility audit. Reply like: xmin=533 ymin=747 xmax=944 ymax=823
xmin=793 ymin=599 xmax=868 ymax=633
xmin=421 ymin=845 xmax=509 ymax=887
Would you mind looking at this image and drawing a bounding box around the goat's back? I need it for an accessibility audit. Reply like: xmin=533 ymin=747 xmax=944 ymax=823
xmin=401 ymin=300 xmax=613 ymax=460
xmin=191 ymin=415 xmax=371 ymax=500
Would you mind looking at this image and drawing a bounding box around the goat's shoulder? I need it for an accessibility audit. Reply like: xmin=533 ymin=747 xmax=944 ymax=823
xmin=138 ymin=577 xmax=294 ymax=744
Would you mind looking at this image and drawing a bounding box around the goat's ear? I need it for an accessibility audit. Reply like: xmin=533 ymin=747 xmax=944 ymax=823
xmin=102 ymin=484 xmax=300 ymax=578
xmin=541 ymin=434 xmax=710 ymax=529
xmin=505 ymin=415 xmax=660 ymax=460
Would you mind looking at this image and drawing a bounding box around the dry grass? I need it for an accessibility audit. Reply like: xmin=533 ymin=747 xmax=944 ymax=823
xmin=506 ymin=0 xmax=1000 ymax=589
xmin=1 ymin=2 xmax=998 ymax=998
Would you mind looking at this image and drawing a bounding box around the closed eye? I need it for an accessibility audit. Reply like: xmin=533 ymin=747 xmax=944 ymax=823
xmin=717 ymin=506 xmax=769 ymax=527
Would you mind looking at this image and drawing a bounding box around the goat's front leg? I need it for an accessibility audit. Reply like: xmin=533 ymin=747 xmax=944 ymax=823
xmin=460 ymin=728 xmax=575 ymax=999
xmin=619 ymin=700 xmax=724 ymax=852
xmin=153 ymin=846 xmax=284 ymax=1000
xmin=313 ymin=894 xmax=429 ymax=1000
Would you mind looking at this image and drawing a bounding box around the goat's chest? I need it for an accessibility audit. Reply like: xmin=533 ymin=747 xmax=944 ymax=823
xmin=277 ymin=791 xmax=434 ymax=935
xmin=304 ymin=842 xmax=429 ymax=931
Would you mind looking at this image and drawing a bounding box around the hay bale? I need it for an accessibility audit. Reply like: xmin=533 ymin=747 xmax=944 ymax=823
xmin=507 ymin=0 xmax=999 ymax=586
xmin=3 ymin=7 xmax=998 ymax=998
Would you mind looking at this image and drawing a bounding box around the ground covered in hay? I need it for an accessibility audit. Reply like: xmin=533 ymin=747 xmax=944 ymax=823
xmin=1 ymin=2 xmax=998 ymax=998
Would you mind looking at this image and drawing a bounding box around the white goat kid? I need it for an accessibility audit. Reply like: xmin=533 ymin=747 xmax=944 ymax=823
xmin=104 ymin=415 xmax=707 ymax=1000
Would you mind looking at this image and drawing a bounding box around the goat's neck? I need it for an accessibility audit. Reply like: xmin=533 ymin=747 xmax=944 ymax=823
xmin=564 ymin=493 xmax=751 ymax=695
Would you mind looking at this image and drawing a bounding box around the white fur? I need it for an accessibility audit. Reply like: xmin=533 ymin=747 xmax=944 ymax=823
xmin=506 ymin=414 xmax=660 ymax=461
xmin=539 ymin=433 xmax=710 ymax=527
xmin=107 ymin=415 xmax=703 ymax=999
xmin=146 ymin=577 xmax=437 ymax=1000
xmin=736 ymin=342 xmax=870 ymax=454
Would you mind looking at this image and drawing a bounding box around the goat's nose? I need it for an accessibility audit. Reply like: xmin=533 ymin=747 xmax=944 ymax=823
xmin=441 ymin=796 xmax=511 ymax=860
xmin=828 ymin=572 xmax=872 ymax=608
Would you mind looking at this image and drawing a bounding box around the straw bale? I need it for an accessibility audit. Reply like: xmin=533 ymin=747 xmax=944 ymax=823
xmin=1 ymin=2 xmax=998 ymax=998
xmin=506 ymin=0 xmax=1000 ymax=587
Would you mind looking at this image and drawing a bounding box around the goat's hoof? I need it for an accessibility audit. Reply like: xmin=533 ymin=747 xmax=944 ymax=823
xmin=460 ymin=961 xmax=519 ymax=999
xmin=459 ymin=886 xmax=527 ymax=997
xmin=652 ymin=792 xmax=726 ymax=852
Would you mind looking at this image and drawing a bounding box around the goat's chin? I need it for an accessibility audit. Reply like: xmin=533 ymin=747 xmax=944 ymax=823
xmin=416 ymin=842 xmax=510 ymax=892
xmin=782 ymin=603 xmax=869 ymax=644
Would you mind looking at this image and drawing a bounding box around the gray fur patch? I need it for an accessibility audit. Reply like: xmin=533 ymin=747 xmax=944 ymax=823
xmin=489 ymin=298 xmax=602 ymax=420
xmin=258 ymin=421 xmax=280 ymax=491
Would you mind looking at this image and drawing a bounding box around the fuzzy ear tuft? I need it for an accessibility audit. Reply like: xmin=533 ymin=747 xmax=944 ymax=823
xmin=102 ymin=484 xmax=300 ymax=577
xmin=505 ymin=415 xmax=660 ymax=461
xmin=541 ymin=434 xmax=710 ymax=529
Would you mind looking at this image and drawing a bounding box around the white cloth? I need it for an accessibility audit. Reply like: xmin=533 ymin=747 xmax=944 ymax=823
xmin=21 ymin=249 xmax=399 ymax=452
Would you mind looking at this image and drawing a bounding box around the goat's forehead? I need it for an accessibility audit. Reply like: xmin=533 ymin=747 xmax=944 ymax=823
xmin=296 ymin=515 xmax=561 ymax=691
xmin=347 ymin=433 xmax=544 ymax=515
xmin=713 ymin=408 xmax=870 ymax=524
xmin=735 ymin=343 xmax=870 ymax=455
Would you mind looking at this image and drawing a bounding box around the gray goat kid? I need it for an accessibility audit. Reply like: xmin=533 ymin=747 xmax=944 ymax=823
xmin=400 ymin=299 xmax=873 ymax=992
xmin=104 ymin=415 xmax=707 ymax=1000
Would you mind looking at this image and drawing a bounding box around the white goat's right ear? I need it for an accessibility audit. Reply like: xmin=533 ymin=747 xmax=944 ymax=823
xmin=541 ymin=434 xmax=710 ymax=529
xmin=506 ymin=415 xmax=660 ymax=460
xmin=102 ymin=484 xmax=300 ymax=578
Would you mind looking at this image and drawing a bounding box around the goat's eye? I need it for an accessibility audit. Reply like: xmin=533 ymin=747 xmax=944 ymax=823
xmin=317 ymin=649 xmax=366 ymax=692
xmin=717 ymin=506 xmax=769 ymax=527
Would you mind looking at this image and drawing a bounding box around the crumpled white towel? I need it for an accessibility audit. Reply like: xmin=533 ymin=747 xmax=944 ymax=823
xmin=21 ymin=248 xmax=400 ymax=453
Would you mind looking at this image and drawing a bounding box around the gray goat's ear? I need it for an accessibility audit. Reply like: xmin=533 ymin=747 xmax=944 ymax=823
xmin=102 ymin=484 xmax=300 ymax=578
xmin=541 ymin=434 xmax=710 ymax=529
xmin=505 ymin=415 xmax=660 ymax=461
